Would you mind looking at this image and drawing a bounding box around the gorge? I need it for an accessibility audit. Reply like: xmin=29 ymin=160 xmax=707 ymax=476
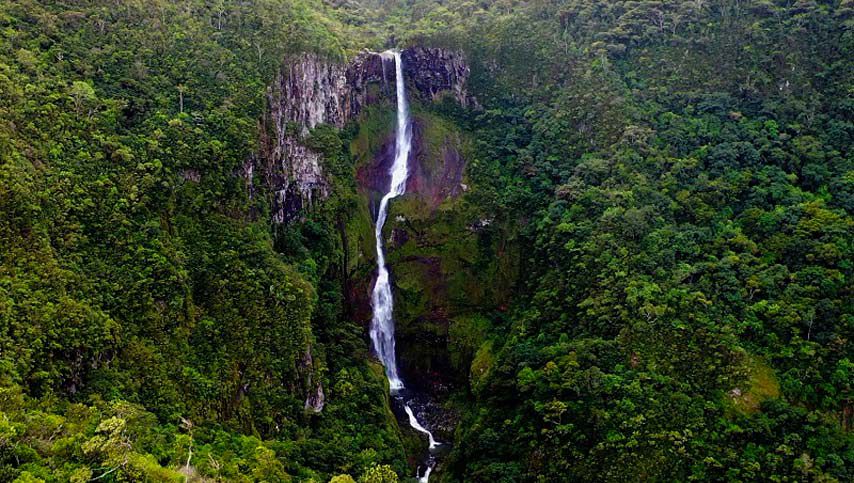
xmin=256 ymin=42 xmax=477 ymax=479
xmin=257 ymin=45 xmax=483 ymax=472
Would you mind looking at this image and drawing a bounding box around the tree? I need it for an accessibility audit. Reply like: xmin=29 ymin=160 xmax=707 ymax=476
xmin=359 ymin=464 xmax=398 ymax=483
xmin=69 ymin=80 xmax=96 ymax=120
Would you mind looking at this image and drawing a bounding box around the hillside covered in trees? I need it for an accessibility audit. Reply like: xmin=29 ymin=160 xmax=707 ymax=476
xmin=0 ymin=1 xmax=851 ymax=482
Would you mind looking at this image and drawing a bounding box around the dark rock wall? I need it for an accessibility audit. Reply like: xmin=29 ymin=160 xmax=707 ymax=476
xmin=351 ymin=106 xmax=515 ymax=396
xmin=405 ymin=119 xmax=467 ymax=209
xmin=355 ymin=118 xmax=466 ymax=221
xmin=402 ymin=47 xmax=475 ymax=108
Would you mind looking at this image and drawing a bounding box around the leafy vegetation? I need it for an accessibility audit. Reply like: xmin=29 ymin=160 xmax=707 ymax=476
xmin=356 ymin=1 xmax=853 ymax=481
xmin=0 ymin=0 xmax=851 ymax=482
xmin=0 ymin=0 xmax=404 ymax=481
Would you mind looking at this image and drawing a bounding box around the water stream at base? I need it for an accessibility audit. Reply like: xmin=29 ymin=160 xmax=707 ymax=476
xmin=369 ymin=49 xmax=441 ymax=483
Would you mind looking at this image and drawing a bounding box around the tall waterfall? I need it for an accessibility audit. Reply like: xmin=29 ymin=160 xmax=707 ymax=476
xmin=370 ymin=50 xmax=440 ymax=483
xmin=369 ymin=50 xmax=410 ymax=391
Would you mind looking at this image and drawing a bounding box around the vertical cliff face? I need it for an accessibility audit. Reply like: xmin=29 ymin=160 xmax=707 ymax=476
xmin=402 ymin=47 xmax=474 ymax=108
xmin=261 ymin=51 xmax=392 ymax=223
xmin=355 ymin=116 xmax=467 ymax=215
xmin=258 ymin=48 xmax=472 ymax=223
xmin=348 ymin=99 xmax=507 ymax=412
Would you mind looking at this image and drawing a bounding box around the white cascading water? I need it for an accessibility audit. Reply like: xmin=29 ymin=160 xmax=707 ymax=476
xmin=369 ymin=50 xmax=440 ymax=483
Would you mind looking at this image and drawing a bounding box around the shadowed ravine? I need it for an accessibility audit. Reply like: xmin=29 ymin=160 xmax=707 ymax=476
xmin=369 ymin=50 xmax=443 ymax=482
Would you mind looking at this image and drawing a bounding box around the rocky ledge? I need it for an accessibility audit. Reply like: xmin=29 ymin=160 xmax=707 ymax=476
xmin=257 ymin=47 xmax=472 ymax=223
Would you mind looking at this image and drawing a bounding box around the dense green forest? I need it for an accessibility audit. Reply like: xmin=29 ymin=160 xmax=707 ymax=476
xmin=0 ymin=0 xmax=851 ymax=482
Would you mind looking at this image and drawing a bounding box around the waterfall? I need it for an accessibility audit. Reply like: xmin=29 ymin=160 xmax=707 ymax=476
xmin=405 ymin=405 xmax=439 ymax=449
xmin=369 ymin=50 xmax=409 ymax=392
xmin=369 ymin=50 xmax=440 ymax=482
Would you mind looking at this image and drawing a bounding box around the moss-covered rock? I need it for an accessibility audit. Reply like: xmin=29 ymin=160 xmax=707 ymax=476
xmin=350 ymin=103 xmax=518 ymax=393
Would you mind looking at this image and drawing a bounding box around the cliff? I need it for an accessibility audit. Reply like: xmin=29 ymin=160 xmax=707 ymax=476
xmin=258 ymin=48 xmax=471 ymax=223
xmin=402 ymin=47 xmax=474 ymax=108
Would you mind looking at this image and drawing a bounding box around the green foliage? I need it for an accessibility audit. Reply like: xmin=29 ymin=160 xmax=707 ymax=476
xmin=0 ymin=0 xmax=405 ymax=481
xmin=725 ymin=357 xmax=781 ymax=415
xmin=358 ymin=464 xmax=398 ymax=483
xmin=1 ymin=0 xmax=852 ymax=481
xmin=347 ymin=1 xmax=854 ymax=481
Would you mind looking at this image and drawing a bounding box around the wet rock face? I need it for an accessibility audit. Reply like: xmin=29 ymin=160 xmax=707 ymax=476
xmin=356 ymin=130 xmax=397 ymax=217
xmin=405 ymin=120 xmax=466 ymax=209
xmin=352 ymin=109 xmax=472 ymax=395
xmin=258 ymin=48 xmax=471 ymax=223
xmin=356 ymin=118 xmax=467 ymax=217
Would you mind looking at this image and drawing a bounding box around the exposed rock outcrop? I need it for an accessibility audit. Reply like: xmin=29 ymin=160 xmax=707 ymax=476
xmin=350 ymin=107 xmax=492 ymax=397
xmin=258 ymin=48 xmax=471 ymax=223
xmin=261 ymin=51 xmax=392 ymax=223
xmin=301 ymin=346 xmax=325 ymax=413
xmin=402 ymin=47 xmax=475 ymax=108
xmin=405 ymin=119 xmax=467 ymax=208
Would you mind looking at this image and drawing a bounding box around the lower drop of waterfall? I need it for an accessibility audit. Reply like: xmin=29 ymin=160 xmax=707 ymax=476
xmin=404 ymin=404 xmax=439 ymax=449
xmin=418 ymin=466 xmax=432 ymax=483
xmin=368 ymin=49 xmax=442 ymax=482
